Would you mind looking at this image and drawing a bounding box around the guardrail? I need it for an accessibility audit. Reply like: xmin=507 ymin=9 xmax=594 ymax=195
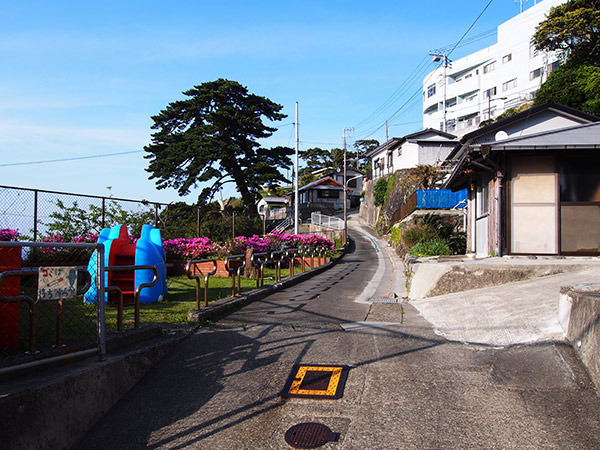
xmin=186 ymin=259 xmax=217 ymax=308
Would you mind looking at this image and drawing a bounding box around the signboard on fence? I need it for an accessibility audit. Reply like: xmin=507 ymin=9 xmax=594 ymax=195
xmin=38 ymin=266 xmax=78 ymax=301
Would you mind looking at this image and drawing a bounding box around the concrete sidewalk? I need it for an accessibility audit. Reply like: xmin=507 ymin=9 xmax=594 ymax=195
xmin=411 ymin=268 xmax=600 ymax=346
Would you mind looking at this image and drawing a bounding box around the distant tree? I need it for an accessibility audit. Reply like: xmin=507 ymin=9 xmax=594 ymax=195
xmin=298 ymin=146 xmax=361 ymax=186
xmin=144 ymin=79 xmax=293 ymax=208
xmin=532 ymin=0 xmax=600 ymax=114
xmin=352 ymin=139 xmax=379 ymax=170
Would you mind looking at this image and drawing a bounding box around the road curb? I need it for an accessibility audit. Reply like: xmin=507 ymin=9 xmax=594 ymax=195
xmin=188 ymin=249 xmax=347 ymax=324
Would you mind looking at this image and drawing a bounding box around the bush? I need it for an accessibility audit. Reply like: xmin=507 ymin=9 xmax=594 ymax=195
xmin=400 ymin=223 xmax=439 ymax=248
xmin=408 ymin=238 xmax=452 ymax=257
xmin=373 ymin=178 xmax=388 ymax=206
xmin=393 ymin=213 xmax=466 ymax=257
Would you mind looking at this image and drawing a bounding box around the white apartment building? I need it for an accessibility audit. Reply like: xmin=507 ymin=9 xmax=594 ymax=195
xmin=367 ymin=129 xmax=456 ymax=180
xmin=423 ymin=0 xmax=565 ymax=136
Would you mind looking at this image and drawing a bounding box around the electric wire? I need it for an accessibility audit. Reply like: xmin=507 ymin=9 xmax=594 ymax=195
xmin=351 ymin=0 xmax=498 ymax=141
xmin=0 ymin=150 xmax=144 ymax=167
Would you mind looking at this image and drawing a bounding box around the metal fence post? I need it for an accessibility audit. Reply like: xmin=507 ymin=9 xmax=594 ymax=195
xmin=33 ymin=190 xmax=39 ymax=242
xmin=97 ymin=243 xmax=106 ymax=361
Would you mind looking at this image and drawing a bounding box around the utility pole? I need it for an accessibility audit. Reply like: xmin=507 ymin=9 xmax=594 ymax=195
xmin=343 ymin=127 xmax=354 ymax=245
xmin=294 ymin=102 xmax=299 ymax=235
xmin=430 ymin=52 xmax=451 ymax=132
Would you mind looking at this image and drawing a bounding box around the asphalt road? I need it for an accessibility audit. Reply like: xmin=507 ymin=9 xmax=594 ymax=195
xmin=74 ymin=220 xmax=600 ymax=449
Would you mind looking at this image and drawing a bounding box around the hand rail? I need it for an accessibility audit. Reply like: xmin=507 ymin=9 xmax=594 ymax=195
xmin=286 ymin=249 xmax=295 ymax=277
xmin=106 ymin=265 xmax=158 ymax=329
xmin=224 ymin=254 xmax=245 ymax=297
xmin=250 ymin=252 xmax=268 ymax=287
xmin=0 ymin=266 xmax=92 ymax=353
xmin=269 ymin=251 xmax=284 ymax=282
xmin=297 ymin=246 xmax=307 ymax=272
xmin=186 ymin=259 xmax=217 ymax=308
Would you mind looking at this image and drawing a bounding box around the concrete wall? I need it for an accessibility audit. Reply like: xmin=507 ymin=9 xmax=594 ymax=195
xmin=0 ymin=330 xmax=185 ymax=450
xmin=560 ymin=285 xmax=600 ymax=393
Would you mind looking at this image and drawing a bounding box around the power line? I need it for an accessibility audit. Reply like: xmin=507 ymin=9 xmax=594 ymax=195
xmin=0 ymin=150 xmax=143 ymax=167
xmin=351 ymin=0 xmax=498 ymax=141
xmin=447 ymin=0 xmax=495 ymax=59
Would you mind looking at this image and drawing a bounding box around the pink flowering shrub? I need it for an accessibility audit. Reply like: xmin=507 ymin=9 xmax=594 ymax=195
xmin=20 ymin=230 xmax=335 ymax=263
xmin=163 ymin=232 xmax=334 ymax=260
xmin=0 ymin=228 xmax=19 ymax=241
xmin=162 ymin=237 xmax=216 ymax=260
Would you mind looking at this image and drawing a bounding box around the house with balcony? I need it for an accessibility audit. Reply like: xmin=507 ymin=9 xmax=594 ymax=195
xmin=296 ymin=177 xmax=350 ymax=220
xmin=423 ymin=0 xmax=565 ymax=136
xmin=367 ymin=129 xmax=457 ymax=180
xmin=312 ymin=167 xmax=364 ymax=207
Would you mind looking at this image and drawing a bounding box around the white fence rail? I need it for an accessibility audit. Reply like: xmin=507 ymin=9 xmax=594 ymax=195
xmin=311 ymin=212 xmax=343 ymax=231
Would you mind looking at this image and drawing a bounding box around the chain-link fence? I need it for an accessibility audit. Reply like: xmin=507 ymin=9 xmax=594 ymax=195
xmin=0 ymin=241 xmax=103 ymax=369
xmin=0 ymin=185 xmax=166 ymax=241
xmin=0 ymin=185 xmax=267 ymax=241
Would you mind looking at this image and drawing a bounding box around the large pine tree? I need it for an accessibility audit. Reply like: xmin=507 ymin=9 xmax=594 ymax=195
xmin=144 ymin=79 xmax=293 ymax=207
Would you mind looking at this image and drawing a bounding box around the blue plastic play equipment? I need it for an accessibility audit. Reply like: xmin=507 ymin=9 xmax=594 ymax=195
xmin=84 ymin=224 xmax=167 ymax=304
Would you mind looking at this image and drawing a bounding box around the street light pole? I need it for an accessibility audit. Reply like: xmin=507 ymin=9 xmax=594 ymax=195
xmin=430 ymin=52 xmax=451 ymax=132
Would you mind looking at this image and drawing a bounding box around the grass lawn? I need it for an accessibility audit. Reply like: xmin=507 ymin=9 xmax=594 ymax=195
xmin=116 ymin=266 xmax=294 ymax=326
xmin=9 ymin=263 xmax=326 ymax=355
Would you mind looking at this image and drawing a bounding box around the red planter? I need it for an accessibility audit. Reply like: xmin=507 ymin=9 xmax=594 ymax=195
xmin=169 ymin=260 xmax=238 ymax=277
xmin=0 ymin=246 xmax=22 ymax=353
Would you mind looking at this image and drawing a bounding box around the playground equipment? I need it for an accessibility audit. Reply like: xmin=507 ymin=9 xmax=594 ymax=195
xmin=84 ymin=224 xmax=167 ymax=304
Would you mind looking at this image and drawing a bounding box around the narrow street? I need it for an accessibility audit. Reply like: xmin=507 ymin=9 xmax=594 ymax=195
xmin=74 ymin=218 xmax=600 ymax=449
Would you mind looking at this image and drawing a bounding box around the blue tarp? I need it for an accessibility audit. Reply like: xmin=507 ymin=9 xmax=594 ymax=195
xmin=416 ymin=189 xmax=467 ymax=209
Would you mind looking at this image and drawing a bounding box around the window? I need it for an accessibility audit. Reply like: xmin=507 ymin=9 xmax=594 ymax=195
xmin=483 ymin=87 xmax=497 ymax=98
xmin=549 ymin=60 xmax=560 ymax=74
xmin=317 ymin=190 xmax=339 ymax=199
xmin=502 ymin=78 xmax=517 ymax=92
xmin=477 ymin=174 xmax=490 ymax=216
xmin=483 ymin=62 xmax=496 ymax=74
xmin=530 ymin=68 xmax=542 ymax=80
xmin=348 ymin=178 xmax=357 ymax=188
xmin=427 ymin=84 xmax=436 ymax=98
xmin=529 ymin=41 xmax=539 ymax=59
xmin=465 ymin=73 xmax=473 ymax=79
xmin=502 ymin=53 xmax=512 ymax=64
xmin=387 ymin=152 xmax=393 ymax=168
xmin=560 ymin=156 xmax=600 ymax=202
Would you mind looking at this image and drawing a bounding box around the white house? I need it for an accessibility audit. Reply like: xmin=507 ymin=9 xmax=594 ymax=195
xmin=367 ymin=129 xmax=457 ymax=180
xmin=423 ymin=0 xmax=566 ymax=135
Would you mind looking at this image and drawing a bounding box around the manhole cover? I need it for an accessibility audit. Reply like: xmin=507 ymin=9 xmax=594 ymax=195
xmin=285 ymin=422 xmax=339 ymax=449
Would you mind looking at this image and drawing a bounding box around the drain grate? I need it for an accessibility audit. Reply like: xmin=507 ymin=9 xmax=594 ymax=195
xmin=285 ymin=422 xmax=339 ymax=449
xmin=282 ymin=364 xmax=349 ymax=399
xmin=367 ymin=297 xmax=398 ymax=303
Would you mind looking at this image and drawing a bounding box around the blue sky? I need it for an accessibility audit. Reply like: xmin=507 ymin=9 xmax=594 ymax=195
xmin=0 ymin=0 xmax=542 ymax=204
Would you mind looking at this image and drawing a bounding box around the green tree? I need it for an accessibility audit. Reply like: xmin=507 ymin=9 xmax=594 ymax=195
xmin=44 ymin=198 xmax=155 ymax=240
xmin=532 ymin=0 xmax=600 ymax=114
xmin=533 ymin=0 xmax=600 ymax=64
xmin=144 ymin=79 xmax=294 ymax=208
xmin=534 ymin=61 xmax=600 ymax=115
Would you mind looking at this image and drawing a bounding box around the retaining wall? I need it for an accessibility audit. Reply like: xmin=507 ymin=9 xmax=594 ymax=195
xmin=560 ymin=285 xmax=600 ymax=393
